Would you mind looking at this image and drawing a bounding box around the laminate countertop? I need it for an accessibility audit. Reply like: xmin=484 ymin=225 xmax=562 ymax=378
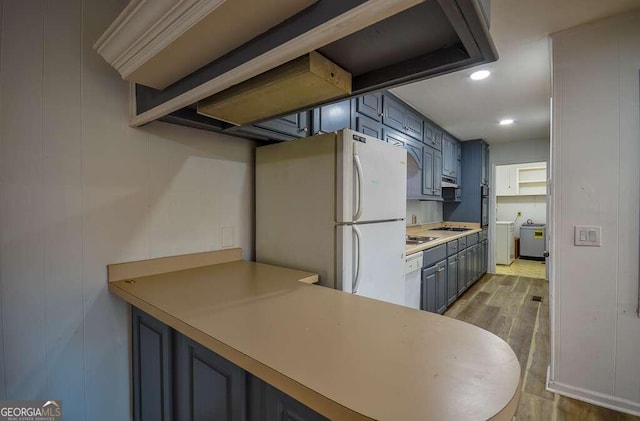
xmin=406 ymin=223 xmax=484 ymax=255
xmin=108 ymin=254 xmax=520 ymax=421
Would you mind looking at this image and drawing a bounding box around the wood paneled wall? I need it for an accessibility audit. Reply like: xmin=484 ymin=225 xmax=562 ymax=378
xmin=0 ymin=1 xmax=255 ymax=419
xmin=549 ymin=11 xmax=640 ymax=415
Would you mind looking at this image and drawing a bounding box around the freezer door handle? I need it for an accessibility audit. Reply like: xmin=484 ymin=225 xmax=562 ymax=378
xmin=352 ymin=225 xmax=363 ymax=293
xmin=353 ymin=153 xmax=364 ymax=221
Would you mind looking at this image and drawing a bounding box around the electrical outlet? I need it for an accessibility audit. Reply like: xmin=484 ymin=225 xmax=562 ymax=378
xmin=517 ymin=211 xmax=522 ymax=217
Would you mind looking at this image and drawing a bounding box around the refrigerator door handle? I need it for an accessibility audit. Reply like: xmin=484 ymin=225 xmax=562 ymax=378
xmin=353 ymin=153 xmax=364 ymax=221
xmin=352 ymin=225 xmax=363 ymax=293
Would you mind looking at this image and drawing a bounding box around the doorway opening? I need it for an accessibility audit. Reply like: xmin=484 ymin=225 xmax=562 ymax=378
xmin=492 ymin=161 xmax=548 ymax=280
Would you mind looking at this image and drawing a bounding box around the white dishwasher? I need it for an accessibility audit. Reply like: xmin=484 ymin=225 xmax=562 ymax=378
xmin=404 ymin=252 xmax=423 ymax=309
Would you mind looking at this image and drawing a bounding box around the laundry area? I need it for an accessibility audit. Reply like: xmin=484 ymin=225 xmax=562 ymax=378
xmin=494 ymin=162 xmax=547 ymax=279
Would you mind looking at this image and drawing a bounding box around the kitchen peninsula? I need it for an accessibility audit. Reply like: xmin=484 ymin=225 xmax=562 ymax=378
xmin=108 ymin=249 xmax=520 ymax=421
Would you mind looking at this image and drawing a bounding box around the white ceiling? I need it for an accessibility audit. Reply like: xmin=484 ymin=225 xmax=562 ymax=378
xmin=390 ymin=0 xmax=640 ymax=144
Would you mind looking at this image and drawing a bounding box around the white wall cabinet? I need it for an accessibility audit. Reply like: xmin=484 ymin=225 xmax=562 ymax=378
xmin=496 ymin=162 xmax=546 ymax=196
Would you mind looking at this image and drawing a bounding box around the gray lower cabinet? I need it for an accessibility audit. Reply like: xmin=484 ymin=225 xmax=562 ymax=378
xmin=132 ymin=309 xmax=326 ymax=421
xmin=457 ymin=248 xmax=467 ymax=295
xmin=447 ymin=255 xmax=458 ymax=305
xmin=467 ymin=245 xmax=475 ymax=287
xmin=482 ymin=240 xmax=488 ymax=274
xmin=250 ymin=377 xmax=329 ymax=421
xmin=421 ymin=260 xmax=446 ymax=314
xmin=132 ymin=307 xmax=172 ymax=421
xmin=175 ymin=333 xmax=247 ymax=421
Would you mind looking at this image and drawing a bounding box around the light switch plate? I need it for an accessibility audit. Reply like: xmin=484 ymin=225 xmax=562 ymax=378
xmin=574 ymin=226 xmax=601 ymax=246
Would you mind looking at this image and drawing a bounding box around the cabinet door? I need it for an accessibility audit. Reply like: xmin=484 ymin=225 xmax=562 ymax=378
xmin=433 ymin=149 xmax=442 ymax=197
xmin=356 ymin=92 xmax=383 ymax=121
xmin=481 ymin=142 xmax=489 ymax=186
xmin=406 ymin=139 xmax=424 ymax=199
xmin=421 ymin=266 xmax=437 ymax=313
xmin=312 ymin=100 xmax=350 ymax=134
xmin=255 ymin=381 xmax=329 ymax=421
xmin=436 ymin=260 xmax=447 ymax=314
xmin=355 ymin=113 xmax=383 ymax=140
xmin=442 ymin=136 xmax=456 ymax=177
xmin=457 ymin=250 xmax=467 ymax=295
xmin=447 ymin=255 xmax=458 ymax=305
xmin=432 ymin=128 xmax=443 ymax=151
xmin=255 ymin=112 xmax=310 ymax=138
xmin=132 ymin=308 xmax=172 ymax=421
xmin=423 ymin=120 xmax=435 ymax=146
xmin=450 ymin=141 xmax=460 ymax=179
xmin=382 ymin=95 xmax=408 ymax=133
xmin=422 ymin=146 xmax=435 ymax=196
xmin=467 ymin=246 xmax=474 ymax=286
xmin=405 ymin=108 xmax=423 ymax=140
xmin=175 ymin=333 xmax=247 ymax=421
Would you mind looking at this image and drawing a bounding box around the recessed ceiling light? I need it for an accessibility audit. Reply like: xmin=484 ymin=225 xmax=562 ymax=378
xmin=470 ymin=70 xmax=491 ymax=80
xmin=499 ymin=119 xmax=514 ymax=126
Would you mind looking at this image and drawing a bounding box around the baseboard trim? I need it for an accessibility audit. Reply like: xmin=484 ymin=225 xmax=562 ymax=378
xmin=547 ymin=378 xmax=640 ymax=417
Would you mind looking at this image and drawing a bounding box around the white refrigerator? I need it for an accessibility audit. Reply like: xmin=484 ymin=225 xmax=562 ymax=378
xmin=256 ymin=129 xmax=407 ymax=305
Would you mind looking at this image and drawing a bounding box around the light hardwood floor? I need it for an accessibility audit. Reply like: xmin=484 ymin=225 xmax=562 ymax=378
xmin=444 ymin=274 xmax=640 ymax=421
xmin=495 ymin=258 xmax=547 ymax=279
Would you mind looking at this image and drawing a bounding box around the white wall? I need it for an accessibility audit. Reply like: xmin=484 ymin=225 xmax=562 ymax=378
xmin=0 ymin=1 xmax=255 ymax=420
xmin=496 ymin=196 xmax=546 ymax=232
xmin=549 ymin=11 xmax=640 ymax=415
xmin=406 ymin=200 xmax=443 ymax=226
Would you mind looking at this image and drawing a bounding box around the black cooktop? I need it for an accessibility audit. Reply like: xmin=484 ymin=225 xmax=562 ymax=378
xmin=432 ymin=227 xmax=473 ymax=232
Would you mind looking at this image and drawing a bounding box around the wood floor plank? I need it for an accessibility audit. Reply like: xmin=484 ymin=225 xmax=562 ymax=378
xmin=497 ymin=274 xmax=518 ymax=287
xmin=468 ymin=304 xmax=500 ymax=331
xmin=487 ymin=314 xmax=514 ymax=342
xmin=454 ymin=292 xmax=491 ymax=322
xmin=512 ymin=276 xmax=530 ymax=294
xmin=523 ymin=332 xmax=554 ymax=401
xmin=515 ymin=392 xmax=554 ymax=421
xmin=486 ymin=285 xmax=512 ymax=307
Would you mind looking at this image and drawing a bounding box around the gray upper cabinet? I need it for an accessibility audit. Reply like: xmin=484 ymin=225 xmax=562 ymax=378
xmin=355 ymin=113 xmax=383 ymax=140
xmin=175 ymin=333 xmax=247 ymax=421
xmin=312 ymin=100 xmax=351 ymax=135
xmin=384 ymin=127 xmax=423 ymax=199
xmin=254 ymin=111 xmax=310 ymax=138
xmin=356 ymin=92 xmax=383 ymax=121
xmin=481 ymin=142 xmax=489 ymax=186
xmin=442 ymin=134 xmax=457 ymax=179
xmin=422 ymin=145 xmax=442 ymax=199
xmin=382 ymin=94 xmax=423 ymax=140
xmin=424 ymin=122 xmax=442 ymax=151
xmin=404 ymin=108 xmax=424 ymax=141
xmin=382 ymin=95 xmax=407 ymax=133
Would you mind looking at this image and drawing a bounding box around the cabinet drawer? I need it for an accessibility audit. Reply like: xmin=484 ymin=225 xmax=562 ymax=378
xmin=467 ymin=233 xmax=479 ymax=246
xmin=458 ymin=236 xmax=467 ymax=249
xmin=423 ymin=244 xmax=447 ymax=267
xmin=446 ymin=240 xmax=459 ymax=256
